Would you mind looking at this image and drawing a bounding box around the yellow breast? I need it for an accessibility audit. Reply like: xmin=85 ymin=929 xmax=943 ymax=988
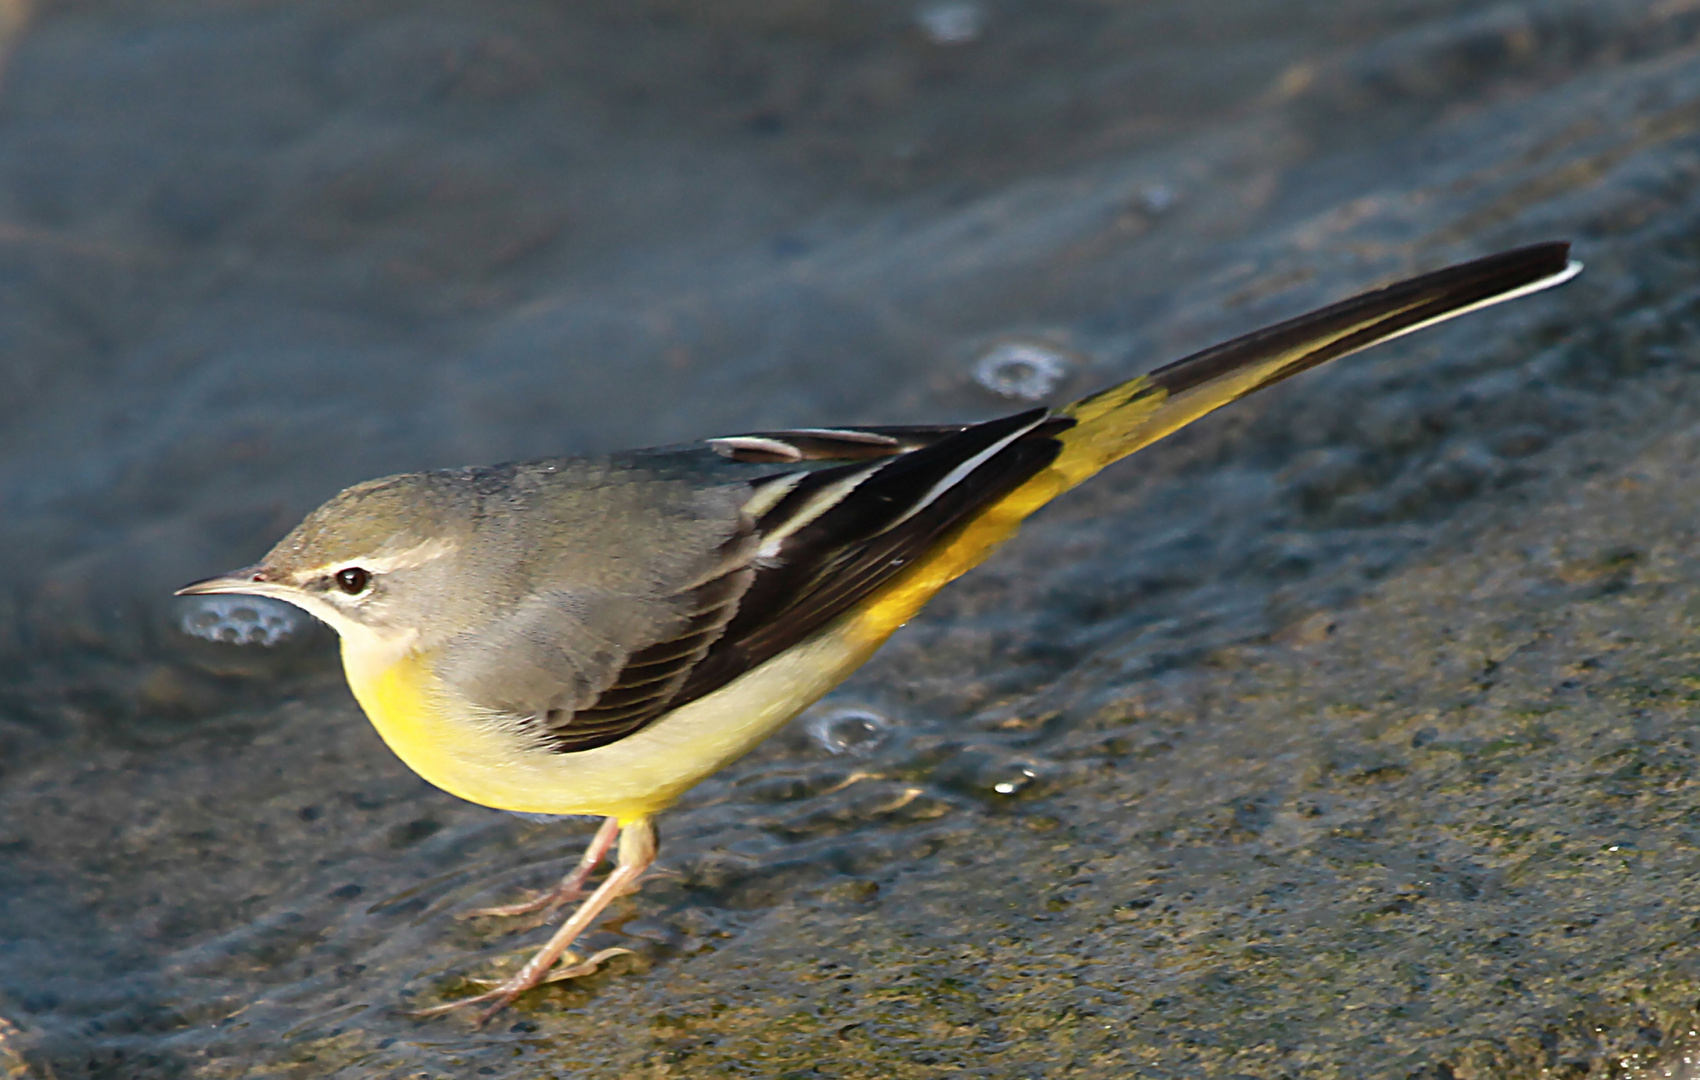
xmin=341 ymin=644 xmax=543 ymax=809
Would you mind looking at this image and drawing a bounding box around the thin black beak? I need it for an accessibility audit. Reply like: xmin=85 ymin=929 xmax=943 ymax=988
xmin=175 ymin=565 xmax=272 ymax=597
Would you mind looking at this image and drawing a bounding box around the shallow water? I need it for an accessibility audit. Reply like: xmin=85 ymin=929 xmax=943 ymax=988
xmin=6 ymin=1 xmax=1700 ymax=1076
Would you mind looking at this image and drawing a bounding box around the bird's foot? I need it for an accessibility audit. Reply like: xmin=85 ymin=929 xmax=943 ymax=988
xmin=416 ymin=817 xmax=655 ymax=1027
xmin=411 ymin=947 xmax=633 ymax=1026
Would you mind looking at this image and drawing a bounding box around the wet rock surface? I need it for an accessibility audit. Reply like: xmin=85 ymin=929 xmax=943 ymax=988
xmin=7 ymin=0 xmax=1700 ymax=1076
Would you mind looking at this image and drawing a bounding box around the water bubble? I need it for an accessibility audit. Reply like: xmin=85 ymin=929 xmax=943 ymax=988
xmin=178 ymin=595 xmax=304 ymax=647
xmin=915 ymin=1 xmax=985 ymax=45
xmin=933 ymin=747 xmax=1053 ymax=800
xmin=993 ymin=768 xmax=1037 ymax=796
xmin=972 ymin=340 xmax=1073 ymax=402
xmin=806 ymin=707 xmax=890 ymax=756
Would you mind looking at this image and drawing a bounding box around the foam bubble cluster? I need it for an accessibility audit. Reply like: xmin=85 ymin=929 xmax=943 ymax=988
xmin=972 ymin=340 xmax=1072 ymax=401
xmin=178 ymin=595 xmax=304 ymax=647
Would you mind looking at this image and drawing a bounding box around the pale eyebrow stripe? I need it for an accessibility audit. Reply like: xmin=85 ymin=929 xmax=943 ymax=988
xmin=295 ymin=538 xmax=459 ymax=582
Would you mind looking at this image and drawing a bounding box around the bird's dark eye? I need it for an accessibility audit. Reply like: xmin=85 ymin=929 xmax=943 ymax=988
xmin=334 ymin=567 xmax=371 ymax=595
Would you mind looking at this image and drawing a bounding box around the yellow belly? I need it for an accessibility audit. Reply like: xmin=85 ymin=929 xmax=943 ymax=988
xmin=342 ymin=618 xmax=885 ymax=822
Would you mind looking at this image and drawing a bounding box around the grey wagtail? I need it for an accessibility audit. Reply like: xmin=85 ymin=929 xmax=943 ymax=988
xmin=179 ymin=243 xmax=1580 ymax=1022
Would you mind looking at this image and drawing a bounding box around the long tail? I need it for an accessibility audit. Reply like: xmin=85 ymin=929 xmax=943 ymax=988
xmin=1049 ymin=242 xmax=1581 ymax=488
xmin=848 ymin=242 xmax=1580 ymax=641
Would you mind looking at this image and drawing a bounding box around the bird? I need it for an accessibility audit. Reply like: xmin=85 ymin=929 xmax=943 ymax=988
xmin=178 ymin=242 xmax=1580 ymax=1022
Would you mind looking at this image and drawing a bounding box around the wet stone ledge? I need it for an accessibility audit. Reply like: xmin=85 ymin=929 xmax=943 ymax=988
xmin=6 ymin=1 xmax=1700 ymax=1078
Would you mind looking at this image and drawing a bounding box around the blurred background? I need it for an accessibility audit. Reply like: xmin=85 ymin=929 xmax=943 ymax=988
xmin=4 ymin=1 xmax=1700 ymax=1076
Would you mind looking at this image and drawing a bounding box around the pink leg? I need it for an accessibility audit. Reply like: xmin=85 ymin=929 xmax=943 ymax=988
xmin=461 ymin=815 xmax=620 ymax=921
xmin=417 ymin=817 xmax=657 ymax=1026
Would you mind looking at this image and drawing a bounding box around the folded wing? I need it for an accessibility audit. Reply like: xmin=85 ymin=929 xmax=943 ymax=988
xmin=537 ymin=412 xmax=1073 ymax=752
